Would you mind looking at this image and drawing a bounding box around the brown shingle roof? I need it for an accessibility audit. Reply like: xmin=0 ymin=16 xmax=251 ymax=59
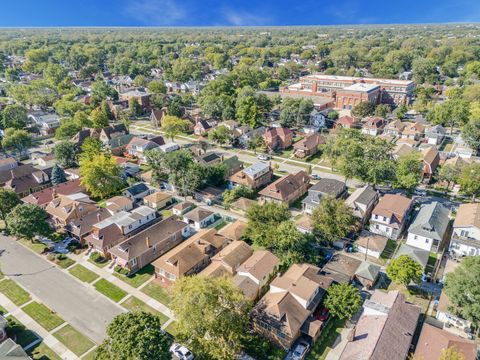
xmin=231 ymin=197 xmax=257 ymax=211
xmin=355 ymin=231 xmax=388 ymax=253
xmin=258 ymin=171 xmax=309 ymax=201
xmin=453 ymin=203 xmax=480 ymax=228
xmin=237 ymin=250 xmax=279 ymax=282
xmin=218 ymin=220 xmax=247 ymax=241
xmin=183 ymin=207 xmax=214 ymax=222
xmin=293 ymin=133 xmax=326 ymax=151
xmin=143 ymin=191 xmax=172 ymax=204
xmin=372 ymin=194 xmax=412 ymax=223
xmin=22 ymin=179 xmax=84 ymax=207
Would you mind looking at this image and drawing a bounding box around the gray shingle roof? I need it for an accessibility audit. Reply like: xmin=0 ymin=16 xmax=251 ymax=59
xmin=408 ymin=202 xmax=450 ymax=241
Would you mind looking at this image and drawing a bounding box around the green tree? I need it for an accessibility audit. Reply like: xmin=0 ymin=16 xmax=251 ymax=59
xmin=208 ymin=125 xmax=231 ymax=146
xmin=128 ymin=98 xmax=142 ymax=118
xmin=80 ymin=154 xmax=124 ymax=199
xmin=438 ymin=164 xmax=461 ymax=191
xmin=394 ymin=152 xmax=422 ymax=194
xmin=1 ymin=104 xmax=28 ymax=129
xmin=438 ymin=347 xmax=465 ymax=360
xmin=412 ymin=58 xmax=438 ymax=84
xmin=386 ymin=255 xmax=423 ymax=286
xmin=80 ymin=137 xmax=104 ymax=161
xmin=222 ymin=185 xmax=255 ymax=208
xmin=43 ymin=63 xmax=68 ymax=87
xmin=55 ymin=120 xmax=82 ymax=140
xmin=54 ymin=141 xmax=77 ymax=168
xmin=170 ymin=276 xmax=249 ymax=360
xmin=167 ymin=96 xmax=185 ymax=118
xmin=90 ymin=107 xmax=109 ymax=129
xmin=374 ymin=104 xmax=391 ymax=118
xmin=429 ymin=99 xmax=470 ymax=135
xmin=0 ymin=189 xmax=20 ymax=229
xmin=462 ymin=119 xmax=480 ymax=151
xmin=6 ymin=204 xmax=50 ymax=240
xmin=444 ymin=257 xmax=480 ymax=332
xmin=161 ymin=115 xmax=190 ymax=142
xmin=324 ymin=283 xmax=362 ymax=320
xmin=147 ymin=80 xmax=167 ymax=94
xmin=396 ymin=104 xmax=408 ymax=120
xmin=95 ymin=312 xmax=171 ymax=360
xmin=458 ymin=163 xmax=480 ymax=201
xmin=1 ymin=128 xmax=32 ymax=155
xmin=245 ymin=202 xmax=291 ymax=248
xmin=246 ymin=134 xmax=265 ymax=155
xmin=51 ymin=164 xmax=67 ymax=185
xmin=351 ymin=102 xmax=375 ymax=118
xmin=312 ymin=196 xmax=355 ymax=242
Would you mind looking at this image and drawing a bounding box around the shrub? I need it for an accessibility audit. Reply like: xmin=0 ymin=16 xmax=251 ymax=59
xmin=114 ymin=265 xmax=129 ymax=276
xmin=90 ymin=252 xmax=106 ymax=263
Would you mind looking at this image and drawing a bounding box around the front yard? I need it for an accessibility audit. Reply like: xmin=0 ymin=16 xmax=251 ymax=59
xmin=0 ymin=279 xmax=31 ymax=306
xmin=140 ymin=282 xmax=171 ymax=306
xmin=53 ymin=324 xmax=95 ymax=357
xmin=6 ymin=315 xmax=39 ymax=348
xmin=94 ymin=279 xmax=127 ymax=303
xmin=113 ymin=264 xmax=154 ymax=288
xmin=22 ymin=302 xmax=65 ymax=331
xmin=121 ymin=296 xmax=169 ymax=324
xmin=28 ymin=342 xmax=62 ymax=360
xmin=68 ymin=265 xmax=99 ymax=283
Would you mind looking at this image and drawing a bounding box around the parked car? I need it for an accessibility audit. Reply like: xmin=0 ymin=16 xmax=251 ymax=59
xmin=310 ymin=174 xmax=321 ymax=180
xmin=257 ymin=154 xmax=270 ymax=160
xmin=286 ymin=340 xmax=310 ymax=360
xmin=315 ymin=307 xmax=330 ymax=322
xmin=169 ymin=343 xmax=194 ymax=360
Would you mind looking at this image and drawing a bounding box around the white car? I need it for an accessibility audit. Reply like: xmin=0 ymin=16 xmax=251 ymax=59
xmin=286 ymin=340 xmax=310 ymax=360
xmin=257 ymin=154 xmax=270 ymax=161
xmin=169 ymin=343 xmax=194 ymax=360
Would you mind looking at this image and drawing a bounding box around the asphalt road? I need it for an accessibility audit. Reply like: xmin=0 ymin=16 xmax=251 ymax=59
xmin=0 ymin=235 xmax=124 ymax=344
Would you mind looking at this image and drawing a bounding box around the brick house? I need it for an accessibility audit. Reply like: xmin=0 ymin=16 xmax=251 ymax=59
xmin=293 ymin=133 xmax=326 ymax=158
xmin=259 ymin=171 xmax=310 ymax=206
xmin=263 ymin=127 xmax=293 ymax=151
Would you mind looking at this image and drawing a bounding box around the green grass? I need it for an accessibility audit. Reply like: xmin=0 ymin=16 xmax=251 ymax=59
xmin=93 ymin=279 xmax=127 ymax=302
xmin=22 ymin=302 xmax=65 ymax=331
xmin=68 ymin=265 xmax=99 ymax=283
xmin=141 ymin=282 xmax=171 ymax=306
xmin=113 ymin=264 xmax=154 ymax=288
xmin=164 ymin=321 xmax=179 ymax=337
xmin=306 ymin=317 xmax=346 ymax=360
xmin=28 ymin=342 xmax=62 ymax=360
xmin=160 ymin=209 xmax=173 ymax=218
xmin=19 ymin=239 xmax=48 ymax=254
xmin=214 ymin=220 xmax=227 ymax=230
xmin=6 ymin=315 xmax=39 ymax=348
xmin=81 ymin=350 xmax=97 ymax=360
xmin=426 ymin=252 xmax=438 ymax=274
xmin=88 ymin=258 xmax=109 ymax=268
xmin=121 ymin=296 xmax=169 ymax=324
xmin=56 ymin=257 xmax=75 ymax=269
xmin=386 ymin=282 xmax=431 ymax=313
xmin=380 ymin=239 xmax=399 ymax=260
xmin=53 ymin=324 xmax=95 ymax=356
xmin=0 ymin=279 xmax=31 ymax=306
xmin=0 ymin=304 xmax=8 ymax=315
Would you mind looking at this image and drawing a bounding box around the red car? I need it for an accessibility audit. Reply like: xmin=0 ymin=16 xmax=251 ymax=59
xmin=315 ymin=307 xmax=330 ymax=322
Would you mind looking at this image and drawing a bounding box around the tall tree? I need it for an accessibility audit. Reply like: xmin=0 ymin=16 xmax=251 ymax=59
xmin=462 ymin=118 xmax=480 ymax=151
xmin=208 ymin=125 xmax=232 ymax=146
xmin=429 ymin=99 xmax=470 ymax=135
xmin=90 ymin=107 xmax=110 ymax=129
xmin=6 ymin=204 xmax=50 ymax=240
xmin=458 ymin=163 xmax=480 ymax=201
xmin=438 ymin=164 xmax=461 ymax=191
xmin=171 ymin=276 xmax=249 ymax=360
xmin=80 ymin=137 xmax=104 ymax=162
xmin=386 ymin=255 xmax=423 ymax=286
xmin=80 ymin=154 xmax=124 ymax=199
xmin=161 ymin=115 xmax=190 ymax=142
xmin=245 ymin=202 xmax=290 ymax=248
xmin=394 ymin=152 xmax=423 ymax=194
xmin=0 ymin=189 xmax=20 ymax=229
xmin=324 ymin=283 xmax=362 ymax=320
xmin=1 ymin=104 xmax=28 ymax=129
xmin=54 ymin=141 xmax=77 ymax=168
xmin=51 ymin=165 xmax=67 ymax=185
xmin=95 ymin=312 xmax=171 ymax=360
xmin=1 ymin=128 xmax=32 ymax=155
xmin=351 ymin=102 xmax=375 ymax=118
xmin=311 ymin=196 xmax=355 ymax=242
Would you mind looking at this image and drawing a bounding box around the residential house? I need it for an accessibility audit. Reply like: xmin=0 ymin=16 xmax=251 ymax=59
xmin=1 ymin=164 xmax=50 ymax=197
xmin=234 ymin=250 xmax=280 ymax=301
xmin=414 ymin=323 xmax=477 ymax=360
xmin=183 ymin=207 xmax=216 ymax=231
xmin=0 ymin=338 xmax=31 ymax=359
xmin=361 ymin=117 xmax=386 ymax=136
xmin=394 ymin=244 xmax=430 ymax=273
xmin=119 ymin=88 xmax=151 ymax=112
xmin=295 ymin=214 xmax=314 ymax=234
xmin=150 ymin=108 xmax=167 ymax=128
xmin=22 ymin=179 xmax=84 ymax=208
xmin=66 ymin=208 xmax=111 ymax=243
xmin=85 ymin=206 xmax=157 ymax=255
xmin=144 ymin=191 xmax=174 ymax=210
xmin=322 ymin=253 xmax=362 ymax=284
xmin=230 ymin=197 xmax=257 ymax=216
xmin=302 ymin=178 xmax=347 ymax=214
xmin=194 ymin=186 xmax=224 ymax=206
xmin=72 ymin=124 xmax=128 ymax=148
xmin=425 ymin=125 xmax=446 ymax=145
xmin=369 ymin=194 xmax=413 ymax=240
xmin=355 ymin=231 xmax=388 ymax=259
xmin=45 ymin=193 xmax=99 ymax=229
xmin=383 ymin=120 xmax=406 ymax=137
xmin=200 ymin=240 xmax=254 ymax=278
xmin=35 ymin=153 xmax=56 ymax=169
xmin=237 ymin=126 xmax=266 ymax=148
xmin=28 ymin=111 xmax=60 ymax=135
xmin=172 ymin=202 xmax=194 ymax=216
xmin=401 ymin=122 xmax=425 ymax=141
xmin=393 ymin=143 xmax=416 ymax=159
xmin=218 ymin=220 xmax=247 ymax=242
xmin=109 ymin=134 xmax=135 ymax=156
xmin=259 ymin=171 xmax=310 ymax=206
xmin=252 ymin=263 xmax=333 ymax=349
xmin=229 ymin=162 xmax=273 ymax=190
xmin=122 ymin=182 xmax=154 ymax=204
xmin=293 ymin=133 xmax=325 ymax=158
xmin=152 ymin=228 xmax=229 ymax=285
xmin=0 ymin=158 xmax=17 ymax=172
xmin=105 ymin=196 xmax=134 ymax=214
xmin=406 ymin=202 xmax=450 ymax=252
xmin=335 ymin=115 xmax=359 ymax=129
xmin=158 ymin=143 xmax=180 ymax=154
xmin=422 ymin=147 xmax=440 ymax=183
xmin=195 ymin=152 xmax=222 ymax=165
xmin=454 ymin=135 xmax=476 ymax=158
xmin=222 ymin=155 xmax=243 ymax=177
xmin=345 ymin=185 xmax=379 ymax=225
xmin=263 ymin=127 xmax=293 ymax=151
xmin=194 ymin=120 xmax=212 ymax=136
xmin=219 ymin=120 xmax=239 ymax=131
xmin=109 ymin=216 xmax=189 ymax=274
xmin=339 ymin=290 xmax=420 ymax=360
xmin=125 ymin=136 xmax=165 ymax=163
xmin=354 ymin=261 xmax=381 ymax=289
xmin=449 ymin=203 xmax=480 ymax=256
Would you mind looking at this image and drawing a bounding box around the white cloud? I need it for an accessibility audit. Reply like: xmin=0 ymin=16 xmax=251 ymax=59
xmin=222 ymin=8 xmax=271 ymax=26
xmin=124 ymin=0 xmax=186 ymax=25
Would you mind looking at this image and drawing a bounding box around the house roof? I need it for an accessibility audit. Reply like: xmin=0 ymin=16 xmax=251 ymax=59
xmin=237 ymin=250 xmax=280 ymax=282
xmin=196 ymin=152 xmax=221 ymax=164
xmin=144 ymin=191 xmax=172 ymax=204
xmin=46 ymin=193 xmax=98 ymax=223
xmin=346 ymin=185 xmax=377 ymax=209
xmin=295 ymin=214 xmax=313 ymax=232
xmin=354 ymin=261 xmax=381 ymax=282
xmin=173 ymin=201 xmax=193 ymax=211
xmin=218 ymin=220 xmax=247 ymax=241
xmin=22 ymin=179 xmax=84 ymax=207
xmin=336 ymin=115 xmax=358 ymax=126
xmin=242 ymin=162 xmax=271 ymax=179
xmin=408 ymin=202 xmax=450 ymax=241
xmin=395 ymin=244 xmax=429 ymax=270
xmin=422 ymin=146 xmax=440 ymax=167
xmin=355 ymin=231 xmax=388 ymax=253
xmin=0 ymin=338 xmax=30 ymax=359
xmin=340 ymin=290 xmax=420 ymax=360
xmin=322 ymin=254 xmax=362 ymax=283
xmin=231 ymin=197 xmax=257 ymax=211
xmin=393 ymin=143 xmax=416 ymax=158
xmin=372 ymin=194 xmax=412 ymax=224
xmin=105 ymin=196 xmax=134 ymax=213
xmin=124 ymin=183 xmax=149 ymax=196
xmin=415 ymin=323 xmax=477 ymax=360
xmin=259 ymin=171 xmax=309 ymax=201
xmin=201 ymin=240 xmax=253 ymax=276
xmin=109 ymin=216 xmax=188 ymax=261
xmin=425 ymin=124 xmax=446 ymax=138
xmin=309 ymin=178 xmax=346 ymax=196
xmin=385 ymin=119 xmax=406 ymax=132
xmin=293 ymin=133 xmax=326 ymax=151
xmin=67 ymin=208 xmax=111 ymax=238
xmin=183 ymin=207 xmax=214 ymax=222
xmin=264 ymin=127 xmax=292 ymax=140
xmin=454 ymin=203 xmax=480 ymax=229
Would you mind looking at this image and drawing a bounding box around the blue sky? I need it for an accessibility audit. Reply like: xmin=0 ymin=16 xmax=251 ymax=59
xmin=1 ymin=0 xmax=480 ymax=27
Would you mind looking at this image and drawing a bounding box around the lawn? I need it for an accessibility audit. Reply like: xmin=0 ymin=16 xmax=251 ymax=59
xmin=386 ymin=283 xmax=431 ymax=313
xmin=113 ymin=265 xmax=154 ymax=288
xmin=141 ymin=282 xmax=171 ymax=306
xmin=94 ymin=279 xmax=127 ymax=302
xmin=426 ymin=252 xmax=438 ymax=274
xmin=6 ymin=315 xmax=39 ymax=348
xmin=19 ymin=239 xmax=48 ymax=254
xmin=56 ymin=257 xmax=76 ymax=269
xmin=0 ymin=304 xmax=8 ymax=315
xmin=380 ymin=239 xmax=399 ymax=261
xmin=121 ymin=296 xmax=169 ymax=324
xmin=28 ymin=342 xmax=62 ymax=360
xmin=306 ymin=317 xmax=346 ymax=360
xmin=68 ymin=265 xmax=99 ymax=283
xmin=214 ymin=219 xmax=227 ymax=230
xmin=88 ymin=257 xmax=109 ymax=269
xmin=160 ymin=209 xmax=173 ymax=218
xmin=53 ymin=324 xmax=95 ymax=356
xmin=164 ymin=321 xmax=179 ymax=337
xmin=22 ymin=302 xmax=65 ymax=331
xmin=0 ymin=279 xmax=31 ymax=306
xmin=82 ymin=350 xmax=97 ymax=360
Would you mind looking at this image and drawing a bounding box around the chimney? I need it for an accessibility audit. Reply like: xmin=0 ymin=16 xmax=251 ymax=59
xmin=146 ymin=236 xmax=151 ymax=248
xmin=52 ymin=188 xmax=58 ymax=200
xmin=347 ymin=326 xmax=356 ymax=342
xmin=97 ymin=213 xmax=101 ymax=222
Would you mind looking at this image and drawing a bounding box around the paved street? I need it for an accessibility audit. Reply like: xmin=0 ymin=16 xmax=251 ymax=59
xmin=0 ymin=235 xmax=124 ymax=344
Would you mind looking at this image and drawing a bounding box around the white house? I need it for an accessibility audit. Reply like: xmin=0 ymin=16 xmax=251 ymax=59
xmin=449 ymin=203 xmax=480 ymax=256
xmin=355 ymin=231 xmax=388 ymax=259
xmin=406 ymin=202 xmax=450 ymax=252
xmin=28 ymin=111 xmax=61 ymax=135
xmin=93 ymin=206 xmax=157 ymax=236
xmin=425 ymin=125 xmax=446 ymax=145
xmin=369 ymin=194 xmax=413 ymax=240
xmin=158 ymin=142 xmax=180 ymax=153
xmin=183 ymin=207 xmax=216 ymax=232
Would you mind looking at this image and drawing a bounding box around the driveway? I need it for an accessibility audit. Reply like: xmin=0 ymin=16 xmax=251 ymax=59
xmin=0 ymin=235 xmax=124 ymax=344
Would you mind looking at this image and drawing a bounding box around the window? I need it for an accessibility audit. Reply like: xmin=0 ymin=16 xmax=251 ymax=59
xmin=425 ymin=239 xmax=429 ymax=243
xmin=130 ymin=257 xmax=137 ymax=266
xmin=383 ymin=217 xmax=387 ymax=221
xmin=414 ymin=235 xmax=418 ymax=240
xmin=375 ymin=225 xmax=379 ymax=230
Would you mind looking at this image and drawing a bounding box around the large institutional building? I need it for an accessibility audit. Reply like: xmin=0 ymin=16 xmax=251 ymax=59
xmin=280 ymin=74 xmax=415 ymax=110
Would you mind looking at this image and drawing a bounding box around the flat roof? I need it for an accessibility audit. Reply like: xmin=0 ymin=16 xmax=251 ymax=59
xmin=342 ymin=83 xmax=380 ymax=92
